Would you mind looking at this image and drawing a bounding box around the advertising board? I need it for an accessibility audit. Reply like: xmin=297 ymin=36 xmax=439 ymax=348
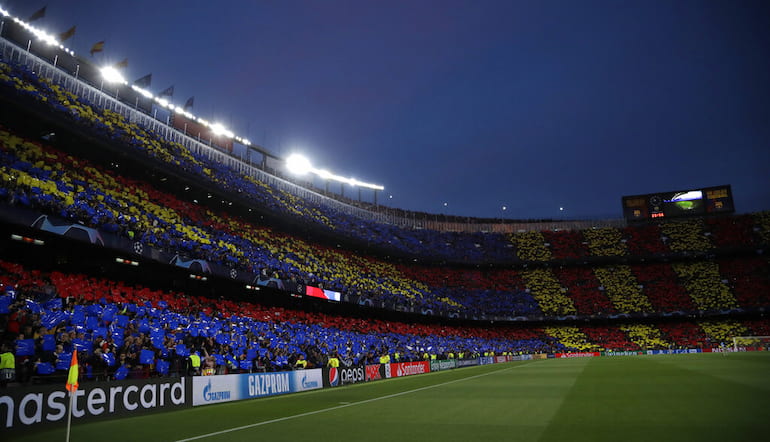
xmin=192 ymin=370 xmax=322 ymax=406
xmin=389 ymin=362 xmax=430 ymax=378
xmin=1 ymin=377 xmax=188 ymax=431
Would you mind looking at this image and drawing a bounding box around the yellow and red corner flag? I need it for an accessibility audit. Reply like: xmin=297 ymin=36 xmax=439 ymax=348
xmin=65 ymin=351 xmax=79 ymax=392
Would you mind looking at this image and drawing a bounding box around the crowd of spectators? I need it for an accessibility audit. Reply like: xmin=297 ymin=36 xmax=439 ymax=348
xmin=4 ymin=115 xmax=766 ymax=321
xmin=583 ymin=227 xmax=628 ymax=257
xmin=552 ymin=267 xmax=613 ymax=316
xmin=542 ymin=326 xmax=600 ymax=352
xmin=618 ymin=323 xmax=670 ymax=349
xmin=2 ymin=255 xmax=769 ymax=387
xmin=511 ymin=231 xmax=552 ymax=262
xmin=541 ymin=230 xmax=587 ymax=260
xmin=0 ymin=259 xmax=569 ymax=385
xmin=661 ymin=219 xmax=714 ymax=253
xmin=631 ymin=263 xmax=695 ymax=313
xmin=3 ymin=57 xmax=770 ymax=271
xmin=3 ymin=121 xmax=770 ymax=322
xmin=592 ymin=266 xmax=653 ymax=314
xmin=519 ymin=269 xmax=577 ymax=316
xmin=1 ymin=53 xmax=770 ymax=390
xmin=672 ymin=262 xmax=739 ymax=311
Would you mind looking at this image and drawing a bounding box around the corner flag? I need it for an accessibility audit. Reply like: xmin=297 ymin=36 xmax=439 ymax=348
xmin=66 ymin=351 xmax=79 ymax=392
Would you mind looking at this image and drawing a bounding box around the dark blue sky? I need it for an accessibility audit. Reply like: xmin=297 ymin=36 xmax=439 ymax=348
xmin=5 ymin=0 xmax=770 ymax=219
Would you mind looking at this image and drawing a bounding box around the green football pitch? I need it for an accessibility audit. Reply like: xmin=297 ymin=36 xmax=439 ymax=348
xmin=12 ymin=352 xmax=770 ymax=442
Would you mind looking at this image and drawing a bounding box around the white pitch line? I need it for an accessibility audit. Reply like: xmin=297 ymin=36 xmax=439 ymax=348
xmin=175 ymin=362 xmax=534 ymax=441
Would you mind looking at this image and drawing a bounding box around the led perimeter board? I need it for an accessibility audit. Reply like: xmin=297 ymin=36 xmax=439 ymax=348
xmin=622 ymin=185 xmax=734 ymax=221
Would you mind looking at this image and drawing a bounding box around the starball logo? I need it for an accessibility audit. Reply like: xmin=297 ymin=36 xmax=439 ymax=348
xmin=328 ymin=367 xmax=339 ymax=387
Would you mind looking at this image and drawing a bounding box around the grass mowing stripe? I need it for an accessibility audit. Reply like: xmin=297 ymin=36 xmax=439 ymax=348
xmin=538 ymin=354 xmax=770 ymax=442
xmin=645 ymin=353 xmax=770 ymax=392
xmin=175 ymin=362 xmax=536 ymax=442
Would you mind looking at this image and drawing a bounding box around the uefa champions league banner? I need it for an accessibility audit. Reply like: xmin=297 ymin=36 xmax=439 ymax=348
xmin=0 ymin=205 xmax=339 ymax=301
xmin=430 ymin=359 xmax=458 ymax=372
xmin=478 ymin=357 xmax=495 ymax=365
xmin=645 ymin=349 xmax=701 ymax=355
xmin=457 ymin=358 xmax=480 ymax=367
xmin=191 ymin=369 xmax=323 ymax=406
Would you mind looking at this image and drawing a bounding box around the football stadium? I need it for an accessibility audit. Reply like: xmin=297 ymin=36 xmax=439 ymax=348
xmin=1 ymin=3 xmax=769 ymax=441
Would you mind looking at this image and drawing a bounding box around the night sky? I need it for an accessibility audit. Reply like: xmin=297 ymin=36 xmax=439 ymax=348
xmin=4 ymin=0 xmax=770 ymax=220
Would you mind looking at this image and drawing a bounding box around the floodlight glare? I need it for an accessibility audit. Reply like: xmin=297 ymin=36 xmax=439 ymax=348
xmin=210 ymin=123 xmax=227 ymax=136
xmin=131 ymin=85 xmax=153 ymax=98
xmin=100 ymin=66 xmax=126 ymax=84
xmin=286 ymin=154 xmax=313 ymax=175
xmin=317 ymin=169 xmax=333 ymax=180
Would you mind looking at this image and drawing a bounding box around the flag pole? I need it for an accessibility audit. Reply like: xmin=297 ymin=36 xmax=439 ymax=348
xmin=65 ymin=390 xmax=74 ymax=442
xmin=65 ymin=351 xmax=79 ymax=441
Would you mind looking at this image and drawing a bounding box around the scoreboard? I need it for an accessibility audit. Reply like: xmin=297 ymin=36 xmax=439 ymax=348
xmin=622 ymin=185 xmax=734 ymax=221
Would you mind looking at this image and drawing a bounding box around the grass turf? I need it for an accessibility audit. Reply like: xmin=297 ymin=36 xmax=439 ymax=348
xmin=10 ymin=352 xmax=770 ymax=441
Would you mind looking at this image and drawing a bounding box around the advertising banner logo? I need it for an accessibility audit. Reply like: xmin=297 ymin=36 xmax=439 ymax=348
xmin=193 ymin=371 xmax=320 ymax=406
xmin=390 ymin=362 xmax=429 ymax=378
xmin=365 ymin=364 xmax=382 ymax=381
xmin=2 ymin=377 xmax=188 ymax=431
xmin=193 ymin=375 xmax=238 ymax=406
xmin=245 ymin=372 xmax=291 ymax=398
xmin=296 ymin=370 xmax=323 ymax=392
xmin=339 ymin=367 xmax=365 ymax=385
xmin=328 ymin=367 xmax=339 ymax=387
xmin=555 ymin=352 xmax=601 ymax=358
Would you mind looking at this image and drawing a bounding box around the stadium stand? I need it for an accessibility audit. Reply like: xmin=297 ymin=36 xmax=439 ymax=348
xmin=0 ymin=34 xmax=769 ymax=391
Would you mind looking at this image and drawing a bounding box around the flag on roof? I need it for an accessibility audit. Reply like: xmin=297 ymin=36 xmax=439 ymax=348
xmin=114 ymin=58 xmax=128 ymax=69
xmin=183 ymin=96 xmax=194 ymax=110
xmin=90 ymin=41 xmax=105 ymax=56
xmin=28 ymin=6 xmax=46 ymax=22
xmin=133 ymin=73 xmax=152 ymax=88
xmin=58 ymin=26 xmax=76 ymax=42
xmin=158 ymin=85 xmax=174 ymax=98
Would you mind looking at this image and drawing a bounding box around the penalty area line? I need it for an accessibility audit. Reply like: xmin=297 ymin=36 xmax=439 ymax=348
xmin=175 ymin=362 xmax=533 ymax=441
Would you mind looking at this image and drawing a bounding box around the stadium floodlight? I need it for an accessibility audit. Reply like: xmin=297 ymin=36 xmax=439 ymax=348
xmin=317 ymin=169 xmax=333 ymax=180
xmin=209 ymin=123 xmax=234 ymax=138
xmin=286 ymin=153 xmax=313 ymax=176
xmin=100 ymin=66 xmax=126 ymax=84
xmin=0 ymin=6 xmax=9 ymax=16
xmin=285 ymin=154 xmax=384 ymax=190
xmin=131 ymin=85 xmax=154 ymax=99
xmin=14 ymin=18 xmax=58 ymax=46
